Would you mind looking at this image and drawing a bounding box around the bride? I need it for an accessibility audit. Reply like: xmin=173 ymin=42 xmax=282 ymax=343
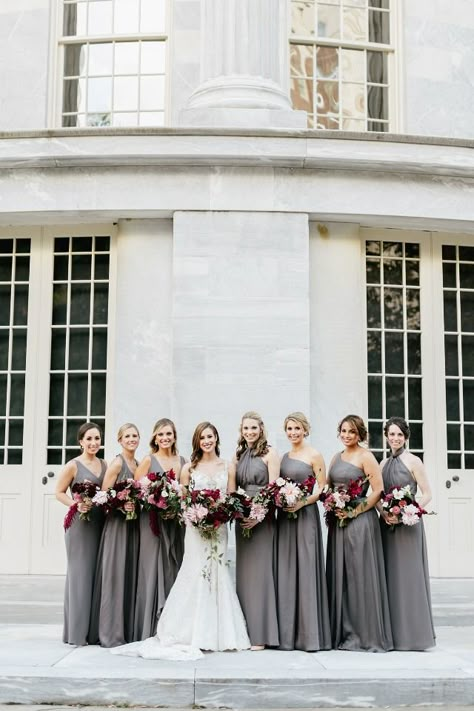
xmin=112 ymin=421 xmax=250 ymax=660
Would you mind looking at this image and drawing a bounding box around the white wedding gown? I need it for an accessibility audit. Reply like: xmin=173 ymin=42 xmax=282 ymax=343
xmin=111 ymin=466 xmax=250 ymax=660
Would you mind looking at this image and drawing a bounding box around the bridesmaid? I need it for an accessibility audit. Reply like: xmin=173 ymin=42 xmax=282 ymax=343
xmin=275 ymin=412 xmax=331 ymax=651
xmin=89 ymin=423 xmax=141 ymax=647
xmin=326 ymin=414 xmax=393 ymax=652
xmin=379 ymin=416 xmax=435 ymax=650
xmin=55 ymin=422 xmax=107 ymax=645
xmin=133 ymin=418 xmax=186 ymax=640
xmin=232 ymin=411 xmax=280 ymax=650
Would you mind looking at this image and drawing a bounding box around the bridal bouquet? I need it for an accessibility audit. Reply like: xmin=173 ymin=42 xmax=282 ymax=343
xmin=63 ymin=480 xmax=101 ymax=530
xmin=98 ymin=478 xmax=142 ymax=521
xmin=271 ymin=474 xmax=316 ymax=519
xmin=381 ymin=485 xmax=432 ymax=530
xmin=181 ymin=487 xmax=231 ymax=541
xmin=139 ymin=469 xmax=183 ymax=535
xmin=319 ymin=476 xmax=368 ymax=528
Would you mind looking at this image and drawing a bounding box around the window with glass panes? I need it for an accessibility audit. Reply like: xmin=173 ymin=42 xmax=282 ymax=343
xmin=442 ymin=245 xmax=474 ymax=469
xmin=60 ymin=0 xmax=167 ymax=127
xmin=366 ymin=239 xmax=423 ymax=461
xmin=47 ymin=234 xmax=110 ymax=464
xmin=290 ymin=0 xmax=392 ymax=131
xmin=0 ymin=238 xmax=30 ymax=465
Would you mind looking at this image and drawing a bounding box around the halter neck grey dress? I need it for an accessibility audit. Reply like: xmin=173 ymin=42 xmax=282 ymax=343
xmin=89 ymin=455 xmax=140 ymax=647
xmin=326 ymin=453 xmax=393 ymax=652
xmin=380 ymin=449 xmax=435 ymax=650
xmin=276 ymin=454 xmax=331 ymax=651
xmin=63 ymin=458 xmax=106 ymax=645
xmin=235 ymin=448 xmax=279 ymax=647
xmin=134 ymin=454 xmax=186 ymax=640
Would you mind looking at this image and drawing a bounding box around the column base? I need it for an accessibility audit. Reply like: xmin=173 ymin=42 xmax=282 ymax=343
xmin=179 ymin=107 xmax=307 ymax=129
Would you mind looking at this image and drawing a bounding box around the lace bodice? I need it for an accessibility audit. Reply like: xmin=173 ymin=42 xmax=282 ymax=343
xmin=191 ymin=465 xmax=228 ymax=495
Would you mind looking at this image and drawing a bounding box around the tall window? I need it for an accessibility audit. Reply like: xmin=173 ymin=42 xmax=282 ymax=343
xmin=290 ymin=0 xmax=393 ymax=131
xmin=0 ymin=238 xmax=30 ymax=465
xmin=442 ymin=245 xmax=474 ymax=469
xmin=60 ymin=0 xmax=167 ymax=127
xmin=365 ymin=239 xmax=423 ymax=460
xmin=47 ymin=234 xmax=110 ymax=464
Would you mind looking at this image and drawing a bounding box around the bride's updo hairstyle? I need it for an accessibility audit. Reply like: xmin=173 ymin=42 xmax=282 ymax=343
xmin=337 ymin=414 xmax=368 ymax=444
xmin=190 ymin=421 xmax=220 ymax=471
xmin=236 ymin=410 xmax=269 ymax=460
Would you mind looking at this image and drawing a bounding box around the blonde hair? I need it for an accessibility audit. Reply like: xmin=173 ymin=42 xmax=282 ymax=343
xmin=149 ymin=418 xmax=178 ymax=455
xmin=284 ymin=412 xmax=310 ymax=437
xmin=117 ymin=422 xmax=140 ymax=441
xmin=236 ymin=411 xmax=269 ymax=460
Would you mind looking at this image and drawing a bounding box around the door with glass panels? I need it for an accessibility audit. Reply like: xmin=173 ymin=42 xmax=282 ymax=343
xmin=364 ymin=228 xmax=474 ymax=577
xmin=0 ymin=226 xmax=113 ymax=574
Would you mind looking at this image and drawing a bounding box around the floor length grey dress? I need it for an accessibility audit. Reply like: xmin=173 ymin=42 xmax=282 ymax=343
xmin=326 ymin=453 xmax=393 ymax=652
xmin=380 ymin=449 xmax=435 ymax=650
xmin=276 ymin=454 xmax=331 ymax=651
xmin=89 ymin=455 xmax=140 ymax=647
xmin=133 ymin=454 xmax=185 ymax=640
xmin=235 ymin=448 xmax=279 ymax=647
xmin=63 ymin=459 xmax=106 ymax=645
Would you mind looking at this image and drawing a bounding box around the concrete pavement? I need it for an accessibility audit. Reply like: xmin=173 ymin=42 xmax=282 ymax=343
xmin=0 ymin=575 xmax=473 ymax=708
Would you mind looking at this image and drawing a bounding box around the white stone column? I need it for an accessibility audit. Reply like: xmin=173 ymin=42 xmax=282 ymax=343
xmin=179 ymin=0 xmax=306 ymax=128
xmin=172 ymin=211 xmax=310 ymax=457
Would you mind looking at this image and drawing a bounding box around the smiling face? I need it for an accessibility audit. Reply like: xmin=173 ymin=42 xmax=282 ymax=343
xmin=386 ymin=424 xmax=406 ymax=451
xmin=285 ymin=418 xmax=306 ymax=445
xmin=119 ymin=426 xmax=140 ymax=453
xmin=338 ymin=421 xmax=359 ymax=448
xmin=79 ymin=427 xmax=101 ymax=455
xmin=154 ymin=424 xmax=176 ymax=451
xmin=199 ymin=427 xmax=217 ymax=454
xmin=241 ymin=418 xmax=261 ymax=447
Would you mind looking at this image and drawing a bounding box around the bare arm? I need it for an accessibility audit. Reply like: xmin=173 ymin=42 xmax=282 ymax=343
xmin=285 ymin=450 xmax=327 ymax=512
xmin=102 ymin=456 xmax=122 ymax=490
xmin=410 ymin=454 xmax=432 ymax=509
xmin=266 ymin=447 xmax=280 ymax=482
xmin=55 ymin=461 xmax=77 ymax=508
xmin=335 ymin=450 xmax=382 ymax=521
xmin=134 ymin=455 xmax=152 ymax=481
xmin=227 ymin=459 xmax=237 ymax=494
xmin=180 ymin=463 xmax=191 ymax=489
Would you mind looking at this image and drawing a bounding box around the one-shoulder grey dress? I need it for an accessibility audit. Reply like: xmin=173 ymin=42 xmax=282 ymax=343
xmin=326 ymin=453 xmax=393 ymax=652
xmin=276 ymin=453 xmax=331 ymax=651
xmin=235 ymin=448 xmax=279 ymax=647
xmin=63 ymin=458 xmax=106 ymax=645
xmin=133 ymin=454 xmax=186 ymax=640
xmin=380 ymin=449 xmax=435 ymax=650
xmin=89 ymin=455 xmax=140 ymax=647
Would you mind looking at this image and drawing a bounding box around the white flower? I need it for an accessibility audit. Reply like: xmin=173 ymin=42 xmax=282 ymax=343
xmin=92 ymin=490 xmax=108 ymax=505
xmin=237 ymin=487 xmax=247 ymax=496
xmin=275 ymin=477 xmax=286 ymax=487
xmin=401 ymin=504 xmax=420 ymax=526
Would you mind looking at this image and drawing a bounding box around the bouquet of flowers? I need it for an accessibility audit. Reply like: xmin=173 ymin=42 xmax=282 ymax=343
xmin=139 ymin=469 xmax=183 ymax=536
xmin=181 ymin=487 xmax=231 ymax=540
xmin=229 ymin=484 xmax=277 ymax=538
xmin=319 ymin=475 xmax=368 ymax=528
xmin=271 ymin=474 xmax=316 ymax=519
xmin=64 ymin=480 xmax=101 ymax=531
xmin=381 ymin=484 xmax=431 ymax=530
xmin=99 ymin=478 xmax=142 ymax=521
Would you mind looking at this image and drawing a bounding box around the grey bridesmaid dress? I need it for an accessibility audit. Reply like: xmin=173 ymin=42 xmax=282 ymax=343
xmin=89 ymin=455 xmax=140 ymax=647
xmin=133 ymin=454 xmax=185 ymax=640
xmin=276 ymin=454 xmax=331 ymax=651
xmin=235 ymin=448 xmax=279 ymax=647
xmin=380 ymin=449 xmax=435 ymax=650
xmin=63 ymin=458 xmax=106 ymax=645
xmin=326 ymin=453 xmax=393 ymax=652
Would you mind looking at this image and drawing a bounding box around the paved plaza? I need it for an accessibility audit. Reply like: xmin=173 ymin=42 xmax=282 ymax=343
xmin=0 ymin=576 xmax=473 ymax=708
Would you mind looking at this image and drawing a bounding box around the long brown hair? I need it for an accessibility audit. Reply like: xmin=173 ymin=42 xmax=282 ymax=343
xmin=236 ymin=411 xmax=269 ymax=460
xmin=190 ymin=422 xmax=220 ymax=471
xmin=149 ymin=418 xmax=178 ymax=455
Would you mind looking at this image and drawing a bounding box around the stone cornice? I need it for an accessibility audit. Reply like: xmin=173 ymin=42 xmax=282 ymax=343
xmin=0 ymin=128 xmax=473 ymax=178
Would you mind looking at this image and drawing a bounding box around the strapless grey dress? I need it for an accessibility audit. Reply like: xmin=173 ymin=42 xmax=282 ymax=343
xmin=326 ymin=453 xmax=393 ymax=652
xmin=89 ymin=455 xmax=139 ymax=647
xmin=380 ymin=449 xmax=435 ymax=650
xmin=275 ymin=453 xmax=331 ymax=651
xmin=235 ymin=448 xmax=279 ymax=647
xmin=63 ymin=459 xmax=106 ymax=645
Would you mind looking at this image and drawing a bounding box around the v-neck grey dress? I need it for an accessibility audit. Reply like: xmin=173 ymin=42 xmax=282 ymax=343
xmin=275 ymin=453 xmax=331 ymax=651
xmin=326 ymin=453 xmax=393 ymax=652
xmin=380 ymin=449 xmax=435 ymax=650
xmin=88 ymin=455 xmax=140 ymax=647
xmin=235 ymin=448 xmax=279 ymax=647
xmin=63 ymin=458 xmax=106 ymax=645
xmin=133 ymin=454 xmax=186 ymax=640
